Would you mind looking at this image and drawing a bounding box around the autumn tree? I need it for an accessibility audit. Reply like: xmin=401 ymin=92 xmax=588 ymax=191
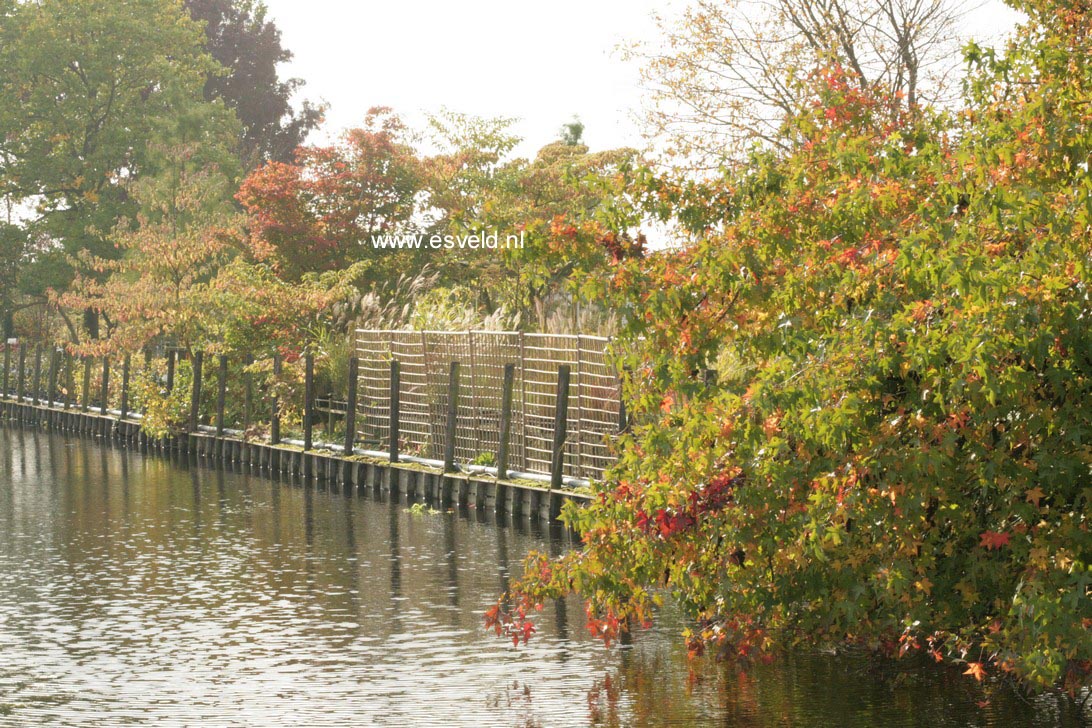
xmin=423 ymin=113 xmax=645 ymax=330
xmin=185 ymin=0 xmax=324 ymax=166
xmin=494 ymin=0 xmax=1091 ymax=697
xmin=236 ymin=107 xmax=423 ymax=283
xmin=53 ymin=145 xmax=241 ymax=354
xmin=0 ymin=0 xmax=239 ymax=339
xmin=631 ymin=0 xmax=971 ymax=167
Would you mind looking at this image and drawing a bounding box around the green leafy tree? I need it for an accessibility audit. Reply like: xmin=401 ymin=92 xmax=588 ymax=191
xmin=53 ymin=145 xmax=241 ymax=355
xmin=493 ymin=1 xmax=1091 ymax=697
xmin=0 ymin=0 xmax=239 ymax=339
xmin=424 ymin=114 xmax=645 ymax=329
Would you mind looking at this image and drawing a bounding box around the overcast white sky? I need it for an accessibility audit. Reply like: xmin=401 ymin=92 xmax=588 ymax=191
xmin=262 ymin=0 xmax=1026 ymax=156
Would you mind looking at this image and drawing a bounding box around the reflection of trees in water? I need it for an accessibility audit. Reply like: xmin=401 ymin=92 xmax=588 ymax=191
xmin=215 ymin=470 xmax=227 ymax=530
xmin=190 ymin=469 xmax=201 ymax=534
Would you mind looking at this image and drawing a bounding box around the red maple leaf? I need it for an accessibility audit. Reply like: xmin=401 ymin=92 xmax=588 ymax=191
xmin=979 ymin=530 xmax=1011 ymax=550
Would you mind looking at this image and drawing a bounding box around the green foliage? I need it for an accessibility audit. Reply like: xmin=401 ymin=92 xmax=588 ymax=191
xmin=472 ymin=452 xmax=496 ymax=467
xmin=0 ymin=0 xmax=240 ymax=326
xmin=136 ymin=360 xmax=194 ymax=438
xmin=495 ymin=4 xmax=1092 ymax=697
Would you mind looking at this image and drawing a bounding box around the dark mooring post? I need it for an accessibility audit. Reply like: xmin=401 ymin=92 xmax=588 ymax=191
xmin=443 ymin=361 xmax=460 ymax=472
xmin=388 ymin=360 xmax=400 ymax=463
xmin=2 ymin=342 xmax=10 ymax=401
xmin=63 ymin=352 xmax=73 ymax=410
xmin=270 ymin=353 xmax=282 ymax=445
xmin=31 ymin=345 xmax=42 ymax=405
xmin=216 ymin=355 xmax=228 ymax=438
xmin=81 ymin=356 xmax=91 ymax=412
xmin=15 ymin=345 xmax=26 ymax=403
xmin=189 ymin=351 xmax=203 ymax=433
xmin=140 ymin=349 xmax=151 ymax=416
xmin=165 ymin=348 xmax=176 ymax=394
xmin=119 ymin=355 xmax=131 ymax=420
xmin=550 ymin=365 xmax=572 ymax=491
xmin=47 ymin=348 xmax=59 ymax=407
xmin=497 ymin=362 xmax=515 ymax=480
xmin=242 ymin=354 xmax=254 ymax=435
xmin=303 ymin=352 xmax=314 ymax=452
xmin=99 ymin=356 xmax=110 ymax=416
xmin=344 ymin=356 xmax=358 ymax=457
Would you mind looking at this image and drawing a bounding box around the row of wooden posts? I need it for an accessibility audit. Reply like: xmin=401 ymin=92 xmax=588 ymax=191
xmin=1 ymin=342 xmax=596 ymax=489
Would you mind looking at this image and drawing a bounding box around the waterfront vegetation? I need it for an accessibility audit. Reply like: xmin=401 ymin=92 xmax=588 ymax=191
xmin=0 ymin=0 xmax=1089 ymax=704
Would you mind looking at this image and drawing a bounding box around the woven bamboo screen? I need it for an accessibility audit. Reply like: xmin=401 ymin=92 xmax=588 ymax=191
xmin=354 ymin=330 xmax=622 ymax=481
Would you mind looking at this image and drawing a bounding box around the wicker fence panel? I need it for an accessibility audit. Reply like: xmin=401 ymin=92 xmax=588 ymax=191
xmin=355 ymin=330 xmax=621 ymax=481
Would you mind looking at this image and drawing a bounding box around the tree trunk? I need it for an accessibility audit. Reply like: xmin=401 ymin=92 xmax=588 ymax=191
xmin=83 ymin=308 xmax=99 ymax=340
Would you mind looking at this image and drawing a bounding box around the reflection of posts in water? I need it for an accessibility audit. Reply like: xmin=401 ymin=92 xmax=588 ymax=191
xmin=443 ymin=514 xmax=459 ymax=611
xmin=270 ymin=482 xmax=282 ymax=546
xmin=190 ymin=468 xmax=202 ymax=534
xmin=549 ymin=532 xmax=569 ymax=642
xmin=215 ymin=470 xmax=228 ymax=530
xmin=388 ymin=502 xmax=401 ymax=599
xmin=495 ymin=523 xmax=510 ymax=598
xmin=303 ymin=486 xmax=315 ymax=549
xmin=342 ymin=496 xmax=363 ymax=630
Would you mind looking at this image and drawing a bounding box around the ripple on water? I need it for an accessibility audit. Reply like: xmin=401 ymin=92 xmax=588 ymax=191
xmin=0 ymin=427 xmax=1084 ymax=727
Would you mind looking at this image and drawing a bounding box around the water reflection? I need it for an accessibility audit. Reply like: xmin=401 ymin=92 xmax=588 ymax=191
xmin=0 ymin=426 xmax=1083 ymax=727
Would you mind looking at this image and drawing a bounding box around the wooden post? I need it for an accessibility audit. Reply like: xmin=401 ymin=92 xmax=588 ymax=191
xmin=518 ymin=331 xmax=528 ymax=470
xmin=389 ymin=359 xmax=400 ymax=463
xmin=141 ymin=349 xmax=151 ymax=415
xmin=344 ymin=356 xmax=358 ymax=457
xmin=166 ymin=348 xmax=176 ymax=393
xmin=81 ymin=356 xmax=91 ymax=412
xmin=270 ymin=353 xmax=282 ymax=445
xmin=15 ymin=345 xmax=26 ymax=402
xmin=575 ymin=338 xmax=584 ymax=479
xmin=443 ymin=361 xmax=460 ymax=472
xmin=2 ymin=342 xmax=10 ymax=401
xmin=303 ymin=352 xmax=314 ymax=451
xmin=497 ymin=362 xmax=515 ymax=480
xmin=242 ymin=354 xmax=253 ymax=435
xmin=550 ymin=365 xmax=571 ymax=491
xmin=63 ymin=352 xmax=73 ymax=410
xmin=32 ymin=345 xmax=42 ymax=405
xmin=99 ymin=356 xmax=110 ymax=416
xmin=216 ymin=354 xmax=228 ymax=437
xmin=119 ymin=355 xmax=131 ymax=420
xmin=47 ymin=348 xmax=58 ymax=407
xmin=189 ymin=351 xmax=203 ymax=432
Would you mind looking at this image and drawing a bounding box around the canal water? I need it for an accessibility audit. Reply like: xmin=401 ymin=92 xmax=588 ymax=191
xmin=0 ymin=427 xmax=1083 ymax=727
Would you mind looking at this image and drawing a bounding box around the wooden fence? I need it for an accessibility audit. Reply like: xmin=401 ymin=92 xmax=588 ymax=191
xmin=1 ymin=333 xmax=627 ymax=485
xmin=355 ymin=330 xmax=624 ymax=481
